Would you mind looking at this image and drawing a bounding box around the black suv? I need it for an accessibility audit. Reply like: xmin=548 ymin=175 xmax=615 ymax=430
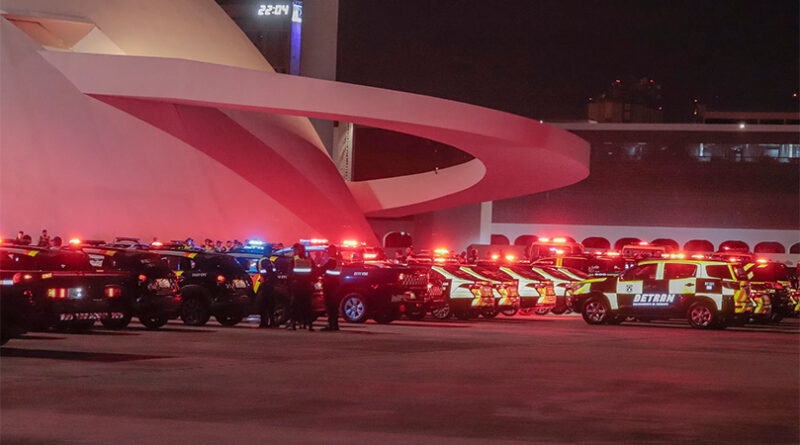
xmin=1 ymin=244 xmax=128 ymax=341
xmin=152 ymin=248 xmax=254 ymax=326
xmin=81 ymin=245 xmax=181 ymax=329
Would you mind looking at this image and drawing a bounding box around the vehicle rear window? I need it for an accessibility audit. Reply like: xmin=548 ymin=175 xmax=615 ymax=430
xmin=664 ymin=263 xmax=698 ymax=279
xmin=0 ymin=250 xmax=40 ymax=270
xmin=706 ymin=265 xmax=735 ymax=280
xmin=41 ymin=252 xmax=94 ymax=271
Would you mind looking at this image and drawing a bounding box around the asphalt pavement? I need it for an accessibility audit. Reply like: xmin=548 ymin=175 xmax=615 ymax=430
xmin=1 ymin=315 xmax=798 ymax=444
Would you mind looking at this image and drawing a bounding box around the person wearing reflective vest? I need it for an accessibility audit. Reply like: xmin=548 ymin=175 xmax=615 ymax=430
xmin=288 ymin=243 xmax=315 ymax=331
xmin=321 ymin=244 xmax=342 ymax=331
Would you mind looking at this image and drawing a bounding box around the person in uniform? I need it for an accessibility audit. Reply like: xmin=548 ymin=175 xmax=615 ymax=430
xmin=256 ymin=257 xmax=278 ymax=328
xmin=287 ymin=243 xmax=315 ymax=331
xmin=37 ymin=229 xmax=50 ymax=247
xmin=320 ymin=245 xmax=342 ymax=331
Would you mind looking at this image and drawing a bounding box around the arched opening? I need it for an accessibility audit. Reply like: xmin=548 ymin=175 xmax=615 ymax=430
xmin=684 ymin=239 xmax=714 ymax=253
xmin=651 ymin=238 xmax=679 ymax=252
xmin=582 ymin=237 xmax=610 ymax=250
xmin=614 ymin=237 xmax=642 ymax=251
xmin=791 ymin=242 xmax=800 ymax=254
xmin=719 ymin=240 xmax=749 ymax=252
xmin=753 ymin=242 xmax=786 ymax=254
xmin=514 ymin=235 xmax=537 ymax=246
xmin=491 ymin=234 xmax=510 ymax=245
xmin=383 ymin=231 xmax=413 ymax=249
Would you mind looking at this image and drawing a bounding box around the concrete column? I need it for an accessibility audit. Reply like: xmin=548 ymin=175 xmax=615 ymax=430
xmin=479 ymin=201 xmax=493 ymax=244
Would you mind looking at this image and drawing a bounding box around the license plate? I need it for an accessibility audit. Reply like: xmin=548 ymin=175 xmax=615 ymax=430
xmin=233 ymin=279 xmax=248 ymax=289
xmin=156 ymin=278 xmax=172 ymax=288
xmin=67 ymin=288 xmax=84 ymax=299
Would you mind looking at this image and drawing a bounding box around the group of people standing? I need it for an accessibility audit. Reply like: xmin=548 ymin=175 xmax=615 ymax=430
xmin=257 ymin=243 xmax=341 ymax=332
xmin=10 ymin=230 xmax=63 ymax=248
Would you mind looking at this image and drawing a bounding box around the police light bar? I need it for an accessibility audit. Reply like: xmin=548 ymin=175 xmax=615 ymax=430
xmin=756 ymin=258 xmax=768 ymax=264
xmin=341 ymin=240 xmax=360 ymax=248
xmin=364 ymin=253 xmax=378 ymax=260
xmin=248 ymin=240 xmax=265 ymax=246
xmin=68 ymin=238 xmax=81 ymax=245
xmin=670 ymin=253 xmax=685 ymax=259
xmin=691 ymin=254 xmax=705 ymax=259
xmin=433 ymin=258 xmax=446 ymax=263
xmin=151 ymin=241 xmax=163 ymax=247
xmin=538 ymin=237 xmax=549 ymax=242
xmin=301 ymin=238 xmax=329 ymax=245
xmin=639 ymin=241 xmax=649 ymax=246
xmin=490 ymin=254 xmax=500 ymax=260
xmin=606 ymin=251 xmax=621 ymax=256
xmin=434 ymin=248 xmax=450 ymax=256
xmin=554 ymin=249 xmax=565 ymax=255
xmin=553 ymin=237 xmax=566 ymax=243
xmin=505 ymin=254 xmax=515 ymax=261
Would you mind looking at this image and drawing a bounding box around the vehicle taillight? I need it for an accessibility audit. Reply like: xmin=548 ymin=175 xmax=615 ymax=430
xmin=217 ymin=274 xmax=226 ymax=284
xmin=47 ymin=288 xmax=67 ymax=299
xmin=397 ymin=273 xmax=405 ymax=281
xmin=105 ymin=286 xmax=122 ymax=298
xmin=138 ymin=274 xmax=147 ymax=283
xmin=12 ymin=272 xmax=34 ymax=284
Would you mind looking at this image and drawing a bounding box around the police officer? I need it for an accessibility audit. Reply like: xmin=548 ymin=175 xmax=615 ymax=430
xmin=320 ymin=245 xmax=342 ymax=331
xmin=287 ymin=243 xmax=315 ymax=331
xmin=256 ymin=257 xmax=278 ymax=328
xmin=37 ymin=229 xmax=50 ymax=247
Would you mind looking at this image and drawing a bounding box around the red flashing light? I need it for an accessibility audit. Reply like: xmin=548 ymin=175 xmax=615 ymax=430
xmin=68 ymin=238 xmax=81 ymax=245
xmin=615 ymin=79 xmax=621 ymax=84
xmin=216 ymin=274 xmax=226 ymax=284
xmin=670 ymin=253 xmax=686 ymax=259
xmin=364 ymin=253 xmax=378 ymax=260
xmin=138 ymin=274 xmax=147 ymax=283
xmin=538 ymin=237 xmax=549 ymax=242
xmin=553 ymin=237 xmax=566 ymax=243
xmin=756 ymin=258 xmax=768 ymax=264
xmin=151 ymin=241 xmax=163 ymax=247
xmin=691 ymin=254 xmax=705 ymax=259
xmin=433 ymin=258 xmax=446 ymax=263
xmin=505 ymin=254 xmax=515 ymax=262
xmin=554 ymin=249 xmax=565 ymax=255
xmin=341 ymin=239 xmax=359 ymax=248
xmin=434 ymin=248 xmax=450 ymax=256
xmin=490 ymin=254 xmax=500 ymax=260
xmin=12 ymin=273 xmax=33 ymax=283
xmin=728 ymin=257 xmax=740 ymax=262
xmin=606 ymin=251 xmax=621 ymax=257
xmin=105 ymin=286 xmax=121 ymax=298
xmin=638 ymin=241 xmax=648 ymax=246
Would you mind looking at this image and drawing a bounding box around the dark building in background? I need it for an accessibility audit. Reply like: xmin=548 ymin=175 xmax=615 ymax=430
xmin=217 ymin=0 xmax=303 ymax=74
xmin=587 ymin=78 xmax=664 ymax=123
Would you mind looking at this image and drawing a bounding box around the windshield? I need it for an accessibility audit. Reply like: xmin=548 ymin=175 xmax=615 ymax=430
xmin=117 ymin=253 xmax=173 ymax=274
xmin=706 ymin=264 xmax=735 ymax=280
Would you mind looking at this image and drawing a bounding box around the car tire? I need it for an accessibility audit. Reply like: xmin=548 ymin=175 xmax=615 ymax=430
xmin=519 ymin=307 xmax=535 ymax=316
xmin=340 ymin=293 xmax=368 ymax=323
xmin=431 ymin=304 xmax=451 ymax=320
xmin=101 ymin=313 xmax=132 ymax=330
xmin=215 ymin=312 xmax=243 ymax=327
xmin=581 ymin=296 xmax=611 ymax=325
xmin=180 ymin=294 xmax=210 ymax=326
xmin=533 ymin=307 xmax=550 ymax=315
xmin=139 ymin=314 xmax=169 ymax=330
xmin=501 ymin=306 xmax=519 ymax=317
xmin=687 ymin=301 xmax=719 ymax=329
xmin=550 ymin=302 xmax=568 ymax=315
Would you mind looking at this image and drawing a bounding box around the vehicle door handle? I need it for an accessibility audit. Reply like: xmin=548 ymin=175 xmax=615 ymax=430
xmin=685 ymin=283 xmax=695 ymax=287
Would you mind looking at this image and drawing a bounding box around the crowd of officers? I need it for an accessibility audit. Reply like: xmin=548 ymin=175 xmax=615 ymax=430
xmin=258 ymin=242 xmax=341 ymax=332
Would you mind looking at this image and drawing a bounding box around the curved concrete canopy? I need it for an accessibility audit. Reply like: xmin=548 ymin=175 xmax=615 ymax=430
xmin=40 ymin=51 xmax=591 ymax=218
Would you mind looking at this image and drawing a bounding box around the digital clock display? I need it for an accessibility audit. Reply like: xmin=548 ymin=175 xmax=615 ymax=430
xmin=257 ymin=3 xmax=290 ymax=16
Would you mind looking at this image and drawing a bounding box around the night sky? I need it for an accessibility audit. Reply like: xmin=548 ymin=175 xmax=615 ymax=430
xmin=337 ymin=0 xmax=799 ymax=122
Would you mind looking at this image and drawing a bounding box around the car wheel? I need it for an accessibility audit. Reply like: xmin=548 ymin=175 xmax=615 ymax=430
xmin=581 ymin=297 xmax=610 ymax=325
xmin=550 ymin=302 xmax=568 ymax=315
xmin=139 ymin=314 xmax=169 ymax=330
xmin=181 ymin=295 xmax=210 ymax=326
xmin=101 ymin=313 xmax=132 ymax=330
xmin=519 ymin=307 xmax=535 ymax=316
xmin=431 ymin=304 xmax=451 ymax=320
xmin=687 ymin=301 xmax=718 ymax=329
xmin=501 ymin=306 xmax=519 ymax=317
xmin=534 ymin=306 xmax=550 ymax=315
xmin=215 ymin=312 xmax=243 ymax=327
xmin=405 ymin=308 xmax=426 ymax=320
xmin=340 ymin=293 xmax=368 ymax=323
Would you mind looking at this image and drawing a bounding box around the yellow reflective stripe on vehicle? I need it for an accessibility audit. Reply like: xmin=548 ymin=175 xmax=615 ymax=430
xmin=27 ymin=250 xmax=39 ymax=256
xmin=185 ymin=252 xmax=197 ymax=258
xmin=104 ymin=250 xmax=117 ymax=256
xmin=175 ymin=271 xmax=184 ymax=277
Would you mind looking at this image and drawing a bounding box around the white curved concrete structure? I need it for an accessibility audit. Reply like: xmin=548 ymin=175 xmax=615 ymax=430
xmin=0 ymin=0 xmax=589 ymax=243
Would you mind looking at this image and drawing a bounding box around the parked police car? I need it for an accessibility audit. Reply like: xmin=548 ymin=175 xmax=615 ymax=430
xmin=428 ymin=265 xmax=496 ymax=320
xmin=79 ymin=244 xmax=181 ymax=329
xmin=567 ymin=259 xmax=755 ymax=329
xmin=151 ymin=247 xmax=254 ymax=326
xmin=1 ymin=244 xmax=128 ymax=340
xmin=744 ymin=260 xmax=799 ymax=322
